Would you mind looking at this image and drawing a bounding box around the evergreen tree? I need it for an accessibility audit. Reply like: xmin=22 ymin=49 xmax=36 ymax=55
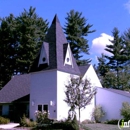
xmin=0 ymin=14 xmax=17 ymax=89
xmin=96 ymin=53 xmax=110 ymax=87
xmin=0 ymin=7 xmax=48 ymax=88
xmin=15 ymin=6 xmax=48 ymax=74
xmin=64 ymin=10 xmax=95 ymax=65
xmin=105 ymin=28 xmax=127 ymax=89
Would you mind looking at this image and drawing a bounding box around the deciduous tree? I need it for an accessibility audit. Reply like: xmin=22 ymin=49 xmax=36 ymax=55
xmin=64 ymin=76 xmax=96 ymax=123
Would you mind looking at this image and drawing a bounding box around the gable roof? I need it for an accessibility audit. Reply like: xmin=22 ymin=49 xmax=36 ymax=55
xmin=78 ymin=64 xmax=91 ymax=76
xmin=30 ymin=15 xmax=80 ymax=75
xmin=0 ymin=74 xmax=30 ymax=103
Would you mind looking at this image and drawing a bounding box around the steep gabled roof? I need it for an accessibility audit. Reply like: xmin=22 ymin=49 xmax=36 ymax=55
xmin=0 ymin=74 xmax=30 ymax=103
xmin=30 ymin=15 xmax=80 ymax=75
xmin=78 ymin=64 xmax=91 ymax=76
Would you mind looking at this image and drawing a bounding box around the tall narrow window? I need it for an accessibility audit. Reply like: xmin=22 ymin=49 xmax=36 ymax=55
xmin=38 ymin=105 xmax=42 ymax=112
xmin=43 ymin=105 xmax=48 ymax=112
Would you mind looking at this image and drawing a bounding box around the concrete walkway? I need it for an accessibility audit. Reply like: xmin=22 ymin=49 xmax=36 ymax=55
xmin=0 ymin=123 xmax=20 ymax=129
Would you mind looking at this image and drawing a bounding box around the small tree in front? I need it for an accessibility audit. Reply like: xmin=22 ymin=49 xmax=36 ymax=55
xmin=64 ymin=76 xmax=97 ymax=124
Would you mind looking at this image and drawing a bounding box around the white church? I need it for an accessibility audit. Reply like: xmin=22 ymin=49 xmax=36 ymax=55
xmin=0 ymin=15 xmax=130 ymax=122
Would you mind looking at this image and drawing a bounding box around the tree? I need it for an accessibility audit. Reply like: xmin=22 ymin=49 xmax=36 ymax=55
xmin=0 ymin=14 xmax=17 ymax=89
xmin=0 ymin=6 xmax=49 ymax=88
xmin=64 ymin=76 xmax=96 ymax=124
xmin=95 ymin=53 xmax=110 ymax=87
xmin=64 ymin=10 xmax=95 ymax=65
xmin=15 ymin=6 xmax=48 ymax=74
xmin=105 ymin=28 xmax=127 ymax=89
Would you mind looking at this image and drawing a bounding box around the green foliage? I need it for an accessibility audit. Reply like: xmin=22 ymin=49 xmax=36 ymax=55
xmin=35 ymin=110 xmax=52 ymax=125
xmin=105 ymin=28 xmax=126 ymax=89
xmin=91 ymin=105 xmax=105 ymax=123
xmin=0 ymin=6 xmax=48 ymax=88
xmin=96 ymin=28 xmax=130 ymax=90
xmin=35 ymin=114 xmax=79 ymax=130
xmin=64 ymin=10 xmax=95 ymax=65
xmin=0 ymin=116 xmax=10 ymax=124
xmin=64 ymin=76 xmax=96 ymax=123
xmin=106 ymin=119 xmax=119 ymax=125
xmin=71 ymin=115 xmax=79 ymax=130
xmin=20 ymin=114 xmax=36 ymax=127
xmin=120 ymin=102 xmax=130 ymax=121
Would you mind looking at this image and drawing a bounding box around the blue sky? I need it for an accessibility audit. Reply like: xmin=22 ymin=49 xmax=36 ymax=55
xmin=0 ymin=0 xmax=130 ymax=64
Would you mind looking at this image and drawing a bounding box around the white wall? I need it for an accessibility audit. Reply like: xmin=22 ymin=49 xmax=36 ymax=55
xmin=30 ymin=70 xmax=57 ymax=120
xmin=57 ymin=71 xmax=95 ymax=122
xmin=96 ymin=88 xmax=130 ymax=121
xmin=57 ymin=71 xmax=72 ymax=120
xmin=30 ymin=65 xmax=102 ymax=121
xmin=83 ymin=65 xmax=102 ymax=88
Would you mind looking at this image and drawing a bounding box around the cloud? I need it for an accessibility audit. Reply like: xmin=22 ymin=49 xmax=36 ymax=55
xmin=124 ymin=0 xmax=130 ymax=14
xmin=91 ymin=33 xmax=113 ymax=55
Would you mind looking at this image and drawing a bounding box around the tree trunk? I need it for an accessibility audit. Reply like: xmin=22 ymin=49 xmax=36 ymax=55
xmin=79 ymin=107 xmax=80 ymax=125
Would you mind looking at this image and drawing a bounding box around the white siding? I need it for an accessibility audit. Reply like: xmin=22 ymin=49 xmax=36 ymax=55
xmin=57 ymin=71 xmax=95 ymax=121
xmin=57 ymin=71 xmax=71 ymax=120
xmin=96 ymin=88 xmax=130 ymax=121
xmin=83 ymin=65 xmax=102 ymax=88
xmin=30 ymin=70 xmax=57 ymax=120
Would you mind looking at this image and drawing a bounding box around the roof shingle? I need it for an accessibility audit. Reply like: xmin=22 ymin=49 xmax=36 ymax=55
xmin=0 ymin=74 xmax=30 ymax=103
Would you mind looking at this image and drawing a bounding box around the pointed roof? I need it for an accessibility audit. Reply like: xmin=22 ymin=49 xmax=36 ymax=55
xmin=0 ymin=74 xmax=30 ymax=103
xmin=30 ymin=15 xmax=80 ymax=75
xmin=79 ymin=64 xmax=91 ymax=76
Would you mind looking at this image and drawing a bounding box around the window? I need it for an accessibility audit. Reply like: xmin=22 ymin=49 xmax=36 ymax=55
xmin=38 ymin=105 xmax=42 ymax=112
xmin=42 ymin=57 xmax=46 ymax=62
xmin=67 ymin=58 xmax=69 ymax=62
xmin=0 ymin=105 xmax=2 ymax=115
xmin=43 ymin=105 xmax=48 ymax=112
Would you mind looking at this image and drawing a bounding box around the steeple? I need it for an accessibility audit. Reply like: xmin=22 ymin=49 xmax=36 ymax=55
xmin=30 ymin=15 xmax=80 ymax=75
xmin=52 ymin=14 xmax=60 ymax=24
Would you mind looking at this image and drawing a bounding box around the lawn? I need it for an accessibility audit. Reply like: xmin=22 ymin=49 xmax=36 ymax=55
xmin=83 ymin=123 xmax=130 ymax=130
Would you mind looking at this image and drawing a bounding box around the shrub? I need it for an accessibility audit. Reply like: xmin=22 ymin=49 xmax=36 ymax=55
xmin=91 ymin=105 xmax=105 ymax=123
xmin=20 ymin=115 xmax=36 ymax=127
xmin=36 ymin=115 xmax=79 ymax=130
xmin=120 ymin=102 xmax=130 ymax=121
xmin=81 ymin=119 xmax=95 ymax=124
xmin=35 ymin=110 xmax=52 ymax=124
xmin=71 ymin=115 xmax=79 ymax=130
xmin=106 ymin=119 xmax=119 ymax=125
xmin=0 ymin=116 xmax=10 ymax=124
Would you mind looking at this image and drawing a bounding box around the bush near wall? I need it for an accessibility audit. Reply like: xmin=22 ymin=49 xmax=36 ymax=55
xmin=91 ymin=105 xmax=105 ymax=123
xmin=20 ymin=115 xmax=36 ymax=127
xmin=0 ymin=116 xmax=10 ymax=124
xmin=120 ymin=102 xmax=130 ymax=121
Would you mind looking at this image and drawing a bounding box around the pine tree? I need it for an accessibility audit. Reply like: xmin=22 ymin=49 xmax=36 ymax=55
xmin=15 ymin=6 xmax=48 ymax=74
xmin=0 ymin=7 xmax=48 ymax=88
xmin=64 ymin=10 xmax=95 ymax=65
xmin=105 ymin=28 xmax=127 ymax=89
xmin=0 ymin=14 xmax=17 ymax=88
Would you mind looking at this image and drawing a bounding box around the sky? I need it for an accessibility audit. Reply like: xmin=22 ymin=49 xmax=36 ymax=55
xmin=0 ymin=0 xmax=130 ymax=65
